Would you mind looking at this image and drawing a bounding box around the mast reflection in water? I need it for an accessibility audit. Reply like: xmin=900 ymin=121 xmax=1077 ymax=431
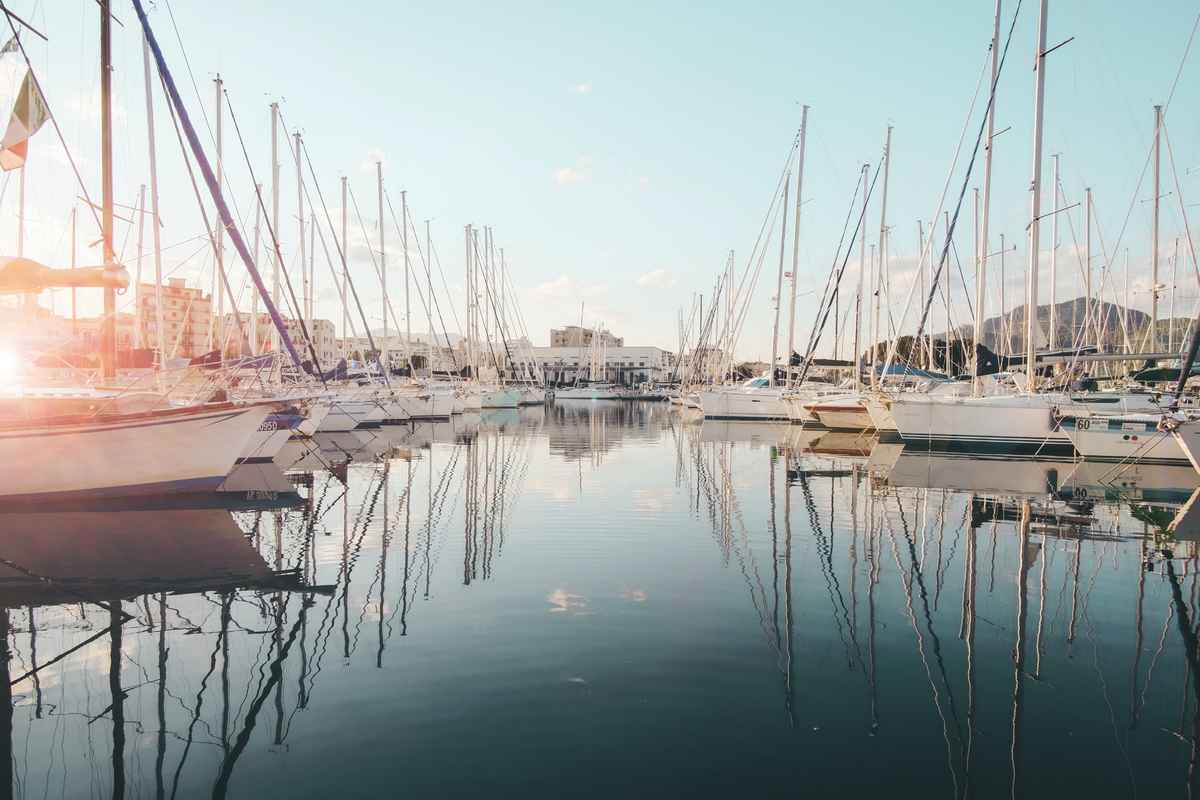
xmin=3 ymin=403 xmax=1200 ymax=798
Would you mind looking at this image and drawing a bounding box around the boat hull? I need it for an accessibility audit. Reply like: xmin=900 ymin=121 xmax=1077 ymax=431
xmin=0 ymin=403 xmax=272 ymax=502
xmin=887 ymin=394 xmax=1075 ymax=458
xmin=237 ymin=412 xmax=303 ymax=464
xmin=319 ymin=398 xmax=386 ymax=432
xmin=481 ymin=388 xmax=521 ymax=408
xmin=1059 ymin=413 xmax=1188 ymax=467
xmin=804 ymin=398 xmax=873 ymax=431
xmin=697 ymin=388 xmax=789 ymax=421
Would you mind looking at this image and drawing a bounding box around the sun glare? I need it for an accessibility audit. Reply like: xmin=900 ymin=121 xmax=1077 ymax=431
xmin=0 ymin=349 xmax=23 ymax=387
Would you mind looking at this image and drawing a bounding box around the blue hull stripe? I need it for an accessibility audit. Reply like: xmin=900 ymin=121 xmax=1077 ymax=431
xmin=0 ymin=475 xmax=225 ymax=505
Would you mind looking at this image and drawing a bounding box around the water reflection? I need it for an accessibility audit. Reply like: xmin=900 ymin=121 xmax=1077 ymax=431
xmin=3 ymin=403 xmax=1200 ymax=797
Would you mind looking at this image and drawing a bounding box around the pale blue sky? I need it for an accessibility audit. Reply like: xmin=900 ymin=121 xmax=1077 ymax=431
xmin=6 ymin=1 xmax=1199 ymax=359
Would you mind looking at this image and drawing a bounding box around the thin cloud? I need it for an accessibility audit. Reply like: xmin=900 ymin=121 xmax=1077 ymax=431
xmin=554 ymin=156 xmax=592 ymax=186
xmin=636 ymin=268 xmax=676 ymax=289
xmin=531 ymin=274 xmax=607 ymax=300
xmin=570 ymin=82 xmax=592 ymax=95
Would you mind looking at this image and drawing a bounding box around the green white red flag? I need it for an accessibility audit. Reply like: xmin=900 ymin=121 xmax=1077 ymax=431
xmin=0 ymin=36 xmax=48 ymax=171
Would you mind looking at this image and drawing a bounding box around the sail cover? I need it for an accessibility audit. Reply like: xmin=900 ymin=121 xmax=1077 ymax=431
xmin=0 ymin=36 xmax=47 ymax=170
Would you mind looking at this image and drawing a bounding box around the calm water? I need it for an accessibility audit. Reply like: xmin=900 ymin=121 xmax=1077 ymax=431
xmin=4 ymin=401 xmax=1200 ymax=798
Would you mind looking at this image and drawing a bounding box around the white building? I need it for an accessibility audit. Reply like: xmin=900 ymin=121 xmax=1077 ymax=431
xmin=523 ymin=345 xmax=677 ymax=385
xmin=550 ymin=325 xmax=624 ymax=348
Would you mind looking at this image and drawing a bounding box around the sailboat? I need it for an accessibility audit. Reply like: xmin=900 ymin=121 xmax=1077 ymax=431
xmin=0 ymin=9 xmax=321 ymax=503
xmin=701 ymin=115 xmax=811 ymax=422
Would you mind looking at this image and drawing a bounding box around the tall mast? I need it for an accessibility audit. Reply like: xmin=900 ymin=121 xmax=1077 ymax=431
xmin=769 ymin=172 xmax=791 ymax=386
xmin=1048 ymin=153 xmax=1059 ymax=350
xmin=135 ymin=184 xmax=145 ymax=349
xmin=1000 ymin=233 xmax=1008 ymax=355
xmin=465 ymin=225 xmax=473 ymax=377
xmin=1025 ymin=0 xmax=1049 ymax=393
xmin=1124 ymin=249 xmax=1130 ymax=354
xmin=787 ymin=106 xmax=809 ymax=389
xmin=214 ymin=74 xmax=224 ymax=354
xmin=309 ymin=211 xmax=316 ymax=339
xmin=426 ymin=219 xmax=434 ymax=374
xmin=17 ymin=163 xmax=25 ymax=313
xmin=270 ymin=102 xmax=281 ymax=354
xmin=16 ymin=166 xmax=22 ymax=261
xmin=975 ymin=0 xmax=1001 ymax=393
xmin=340 ymin=176 xmax=348 ymax=357
xmin=972 ymin=187 xmax=979 ymax=372
xmin=99 ymin=0 xmax=116 ymax=379
xmin=1085 ymin=188 xmax=1093 ymax=349
xmin=143 ymin=35 xmax=164 ymax=367
xmin=1152 ymin=104 xmax=1162 ymax=352
xmin=250 ymin=183 xmax=261 ymax=353
xmin=873 ymin=126 xmax=892 ymax=389
xmin=920 ymin=220 xmax=930 ymax=368
xmin=377 ymin=162 xmax=386 ymax=345
xmin=402 ymin=189 xmax=411 ymax=376
xmin=500 ymin=247 xmax=506 ymax=348
xmin=295 ymin=132 xmax=307 ymax=340
xmin=70 ymin=205 xmax=77 ymax=335
xmin=854 ymin=163 xmax=868 ymax=392
xmin=1171 ymin=236 xmax=1179 ymax=350
xmin=944 ymin=210 xmax=952 ymax=372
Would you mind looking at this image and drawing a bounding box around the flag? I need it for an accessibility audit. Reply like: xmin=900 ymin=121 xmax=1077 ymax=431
xmin=0 ymin=37 xmax=47 ymax=171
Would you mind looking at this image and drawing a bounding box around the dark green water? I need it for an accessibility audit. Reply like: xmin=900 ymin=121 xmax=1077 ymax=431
xmin=3 ymin=401 xmax=1198 ymax=798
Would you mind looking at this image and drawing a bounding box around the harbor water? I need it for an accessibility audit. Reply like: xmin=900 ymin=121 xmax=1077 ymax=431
xmin=4 ymin=401 xmax=1198 ymax=798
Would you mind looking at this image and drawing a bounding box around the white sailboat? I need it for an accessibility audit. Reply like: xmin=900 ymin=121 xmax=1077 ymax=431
xmin=697 ymin=375 xmax=789 ymax=420
xmin=0 ymin=400 xmax=275 ymax=502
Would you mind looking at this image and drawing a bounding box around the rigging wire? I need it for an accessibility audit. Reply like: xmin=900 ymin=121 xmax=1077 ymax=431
xmin=287 ymin=123 xmax=388 ymax=384
xmin=882 ymin=0 xmax=1023 ymax=378
xmin=221 ymin=92 xmax=326 ymax=380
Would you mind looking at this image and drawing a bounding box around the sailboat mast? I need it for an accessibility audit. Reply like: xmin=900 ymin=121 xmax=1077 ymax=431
xmin=214 ymin=75 xmax=224 ymax=354
xmin=786 ymin=106 xmax=809 ymax=390
xmin=270 ymin=102 xmax=281 ymax=354
xmin=1000 ymin=233 xmax=1008 ymax=356
xmin=975 ymin=0 xmax=1001 ymax=393
xmin=1124 ymin=249 xmax=1130 ymax=354
xmin=1025 ymin=0 xmax=1049 ymax=393
xmin=295 ymin=133 xmax=307 ymax=339
xmin=135 ymin=184 xmax=145 ymax=349
xmin=464 ymin=225 xmax=471 ymax=376
xmin=944 ymin=210 xmax=952 ymax=372
xmin=768 ymin=172 xmax=791 ymax=386
xmin=309 ymin=211 xmax=316 ymax=338
xmin=142 ymin=34 xmax=164 ymax=365
xmin=919 ymin=220 xmax=929 ymax=368
xmin=70 ymin=206 xmax=77 ymax=334
xmin=1171 ymin=236 xmax=1179 ymax=350
xmin=873 ymin=126 xmax=892 ymax=389
xmin=1048 ymin=153 xmax=1059 ymax=350
xmin=100 ymin=0 xmax=116 ymax=379
xmin=854 ymin=162 xmax=868 ymax=392
xmin=250 ymin=183 xmax=261 ymax=353
xmin=402 ymin=189 xmax=411 ymax=375
xmin=1085 ymin=188 xmax=1093 ymax=349
xmin=377 ymin=161 xmax=387 ymax=373
xmin=340 ymin=176 xmax=348 ymax=356
xmin=426 ymin=219 xmax=434 ymax=374
xmin=1152 ymin=104 xmax=1162 ymax=351
xmin=17 ymin=162 xmax=24 ymax=313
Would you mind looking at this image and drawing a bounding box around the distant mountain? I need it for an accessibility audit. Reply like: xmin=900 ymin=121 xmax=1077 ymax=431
xmin=860 ymin=297 xmax=1191 ymax=376
xmin=962 ymin=297 xmax=1188 ymax=355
